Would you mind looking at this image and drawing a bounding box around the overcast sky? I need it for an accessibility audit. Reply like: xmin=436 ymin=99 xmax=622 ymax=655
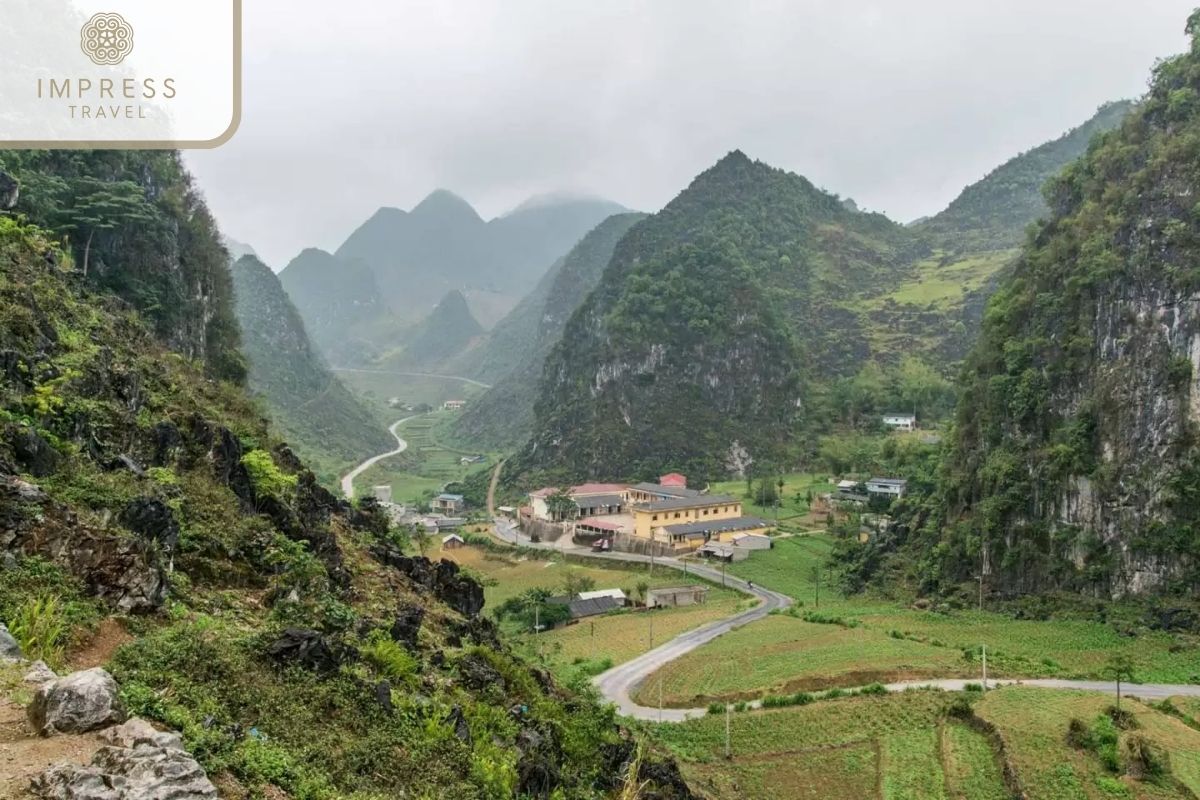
xmin=187 ymin=0 xmax=1198 ymax=269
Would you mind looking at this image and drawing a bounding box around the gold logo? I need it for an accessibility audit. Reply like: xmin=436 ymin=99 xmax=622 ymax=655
xmin=81 ymin=13 xmax=134 ymax=66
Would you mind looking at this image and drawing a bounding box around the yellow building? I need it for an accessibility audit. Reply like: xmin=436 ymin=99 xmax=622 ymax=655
xmin=632 ymin=494 xmax=772 ymax=550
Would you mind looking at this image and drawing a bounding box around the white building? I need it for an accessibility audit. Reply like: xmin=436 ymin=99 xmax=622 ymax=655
xmin=866 ymin=477 xmax=908 ymax=498
xmin=577 ymin=588 xmax=627 ymax=605
xmin=882 ymin=413 xmax=917 ymax=432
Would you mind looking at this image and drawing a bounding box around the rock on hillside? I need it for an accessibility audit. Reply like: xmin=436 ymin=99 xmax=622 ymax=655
xmin=231 ymin=254 xmax=392 ymax=476
xmin=930 ymin=16 xmax=1200 ymax=598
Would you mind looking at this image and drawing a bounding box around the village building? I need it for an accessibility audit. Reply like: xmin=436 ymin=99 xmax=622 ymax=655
xmin=577 ymin=588 xmax=627 ymax=605
xmin=443 ymin=399 xmax=467 ymax=411
xmin=698 ymin=542 xmax=748 ymax=562
xmin=631 ymin=492 xmax=773 ymax=550
xmin=528 ymin=483 xmax=630 ymax=521
xmin=547 ymin=594 xmax=623 ymax=622
xmin=882 ymin=412 xmax=917 ymax=432
xmin=441 ymin=533 xmax=465 ymax=550
xmin=646 ymin=585 xmax=709 ymax=608
xmin=432 ymin=493 xmax=465 ymax=514
xmin=731 ymin=532 xmax=773 ymax=550
xmin=866 ymin=477 xmax=908 ymax=498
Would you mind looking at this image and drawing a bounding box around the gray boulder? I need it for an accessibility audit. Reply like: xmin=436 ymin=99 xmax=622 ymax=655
xmin=24 ymin=660 xmax=57 ymax=685
xmin=0 ymin=171 xmax=17 ymax=210
xmin=29 ymin=668 xmax=125 ymax=736
xmin=30 ymin=728 xmax=218 ymax=799
xmin=0 ymin=622 xmax=22 ymax=660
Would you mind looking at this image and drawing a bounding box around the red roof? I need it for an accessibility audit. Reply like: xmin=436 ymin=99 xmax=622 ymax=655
xmin=659 ymin=473 xmax=687 ymax=488
xmin=528 ymin=487 xmax=559 ymax=499
xmin=576 ymin=517 xmax=623 ymax=532
xmin=570 ymin=483 xmax=629 ymax=495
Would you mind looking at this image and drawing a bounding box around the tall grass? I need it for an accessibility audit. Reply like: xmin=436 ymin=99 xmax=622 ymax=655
xmin=10 ymin=594 xmax=68 ymax=667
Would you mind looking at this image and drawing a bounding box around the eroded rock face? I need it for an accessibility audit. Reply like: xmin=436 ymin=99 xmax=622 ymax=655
xmin=0 ymin=171 xmax=18 ymax=210
xmin=30 ymin=718 xmax=218 ymax=800
xmin=372 ymin=550 xmax=484 ymax=617
xmin=29 ymin=668 xmax=125 ymax=736
xmin=266 ymin=628 xmax=353 ymax=673
xmin=119 ymin=498 xmax=180 ymax=554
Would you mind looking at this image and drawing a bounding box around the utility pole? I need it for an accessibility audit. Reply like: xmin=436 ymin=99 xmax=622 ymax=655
xmin=658 ymin=674 xmax=663 ymax=723
xmin=724 ymin=703 xmax=732 ymax=760
xmin=649 ymin=612 xmax=654 ymax=650
xmin=977 ymin=573 xmax=983 ymax=612
xmin=721 ymin=559 xmax=726 ymax=588
xmin=981 ymin=644 xmax=988 ymax=691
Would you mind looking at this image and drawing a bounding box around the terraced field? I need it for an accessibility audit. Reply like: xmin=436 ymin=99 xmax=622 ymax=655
xmin=654 ymin=691 xmax=1008 ymax=800
xmin=356 ymin=411 xmax=496 ymax=505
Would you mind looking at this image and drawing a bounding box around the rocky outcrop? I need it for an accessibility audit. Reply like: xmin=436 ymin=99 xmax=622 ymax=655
xmin=24 ymin=660 xmax=57 ymax=685
xmin=31 ymin=718 xmax=218 ymax=800
xmin=1 ymin=476 xmax=167 ymax=612
xmin=390 ymin=606 xmax=425 ymax=649
xmin=119 ymin=498 xmax=180 ymax=554
xmin=372 ymin=550 xmax=484 ymax=617
xmin=0 ymin=622 xmax=22 ymax=660
xmin=28 ymin=668 xmax=125 ymax=736
xmin=0 ymin=171 xmax=18 ymax=210
xmin=266 ymin=628 xmax=355 ymax=673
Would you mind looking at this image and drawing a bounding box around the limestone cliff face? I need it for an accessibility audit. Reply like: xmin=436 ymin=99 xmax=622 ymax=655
xmin=938 ymin=19 xmax=1200 ymax=597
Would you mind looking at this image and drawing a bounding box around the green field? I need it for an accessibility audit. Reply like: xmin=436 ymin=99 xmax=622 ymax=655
xmin=869 ymin=249 xmax=1016 ymax=311
xmin=707 ymin=472 xmax=837 ymax=525
xmin=641 ymin=535 xmax=1199 ymax=705
xmin=334 ymin=370 xmax=490 ymax=420
xmin=432 ymin=543 xmax=747 ymax=681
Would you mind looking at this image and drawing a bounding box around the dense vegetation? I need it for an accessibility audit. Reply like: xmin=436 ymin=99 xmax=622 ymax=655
xmin=891 ymin=15 xmax=1200 ymax=600
xmin=230 ymin=254 xmax=392 ymax=483
xmin=448 ymin=213 xmax=646 ymax=449
xmin=0 ymin=169 xmax=693 ymax=798
xmin=0 ymin=150 xmax=244 ymax=382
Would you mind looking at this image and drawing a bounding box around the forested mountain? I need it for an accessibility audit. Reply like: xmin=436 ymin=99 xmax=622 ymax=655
xmin=335 ymin=190 xmax=626 ymax=325
xmin=915 ymin=18 xmax=1200 ymax=599
xmin=0 ymin=150 xmax=244 ymax=382
xmin=376 ymin=289 xmax=484 ymax=370
xmin=513 ymin=151 xmax=925 ymax=483
xmin=0 ymin=162 xmax=694 ymax=797
xmin=447 ymin=212 xmax=646 ymax=449
xmin=915 ymin=100 xmax=1134 ymax=252
xmin=230 ymin=254 xmax=391 ymax=481
xmin=278 ymin=247 xmax=402 ymax=366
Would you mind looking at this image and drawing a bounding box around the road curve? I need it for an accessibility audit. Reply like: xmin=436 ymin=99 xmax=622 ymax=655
xmin=340 ymin=416 xmax=417 ymax=499
xmin=331 ymin=367 xmax=493 ymax=389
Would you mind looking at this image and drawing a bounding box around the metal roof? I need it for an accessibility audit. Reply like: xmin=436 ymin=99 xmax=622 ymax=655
xmin=661 ymin=516 xmax=769 ymax=536
xmin=640 ymin=494 xmax=738 ymax=512
xmin=574 ymin=493 xmax=626 ymax=508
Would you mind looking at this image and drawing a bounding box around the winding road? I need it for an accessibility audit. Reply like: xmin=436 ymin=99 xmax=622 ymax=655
xmin=340 ymin=416 xmax=417 ymax=499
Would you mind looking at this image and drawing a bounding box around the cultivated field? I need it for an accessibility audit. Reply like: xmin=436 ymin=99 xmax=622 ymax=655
xmin=432 ymin=544 xmax=747 ymax=679
xmin=651 ymin=687 xmax=1200 ymax=800
xmin=641 ymin=535 xmax=1199 ymax=705
xmin=653 ymin=691 xmax=1008 ymax=800
xmin=355 ymin=412 xmax=496 ymax=505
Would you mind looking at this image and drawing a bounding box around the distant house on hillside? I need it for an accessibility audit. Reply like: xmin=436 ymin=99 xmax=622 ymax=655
xmin=546 ymin=594 xmax=622 ymax=622
xmin=882 ymin=413 xmax=917 ymax=432
xmin=432 ymin=493 xmax=465 ymax=513
xmin=866 ymin=478 xmax=907 ymax=498
xmin=443 ymin=399 xmax=466 ymax=411
xmin=659 ymin=473 xmax=688 ymax=488
xmin=442 ymin=533 xmax=465 ymax=550
xmin=646 ymin=586 xmax=709 ymax=609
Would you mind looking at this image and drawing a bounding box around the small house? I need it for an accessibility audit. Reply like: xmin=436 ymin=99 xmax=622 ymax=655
xmin=432 ymin=493 xmax=465 ymax=514
xmin=866 ymin=478 xmax=908 ymax=498
xmin=442 ymin=533 xmax=465 ymax=550
xmin=547 ymin=594 xmax=622 ymax=621
xmin=731 ymin=532 xmax=772 ymax=550
xmin=698 ymin=543 xmax=747 ymax=563
xmin=659 ymin=473 xmax=688 ymax=488
xmin=578 ymin=588 xmax=627 ymax=606
xmin=882 ymin=413 xmax=917 ymax=432
xmin=443 ymin=400 xmax=467 ymax=411
xmin=645 ymin=586 xmax=709 ymax=609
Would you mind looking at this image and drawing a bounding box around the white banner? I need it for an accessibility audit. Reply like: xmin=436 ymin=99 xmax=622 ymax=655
xmin=0 ymin=0 xmax=241 ymax=148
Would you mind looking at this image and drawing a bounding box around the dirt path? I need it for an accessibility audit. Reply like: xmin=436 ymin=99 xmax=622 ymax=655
xmin=486 ymin=460 xmax=504 ymax=516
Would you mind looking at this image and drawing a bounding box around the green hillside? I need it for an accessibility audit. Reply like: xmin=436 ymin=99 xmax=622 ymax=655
xmin=230 ymin=254 xmax=392 ymax=484
xmin=377 ymin=289 xmax=485 ymax=371
xmin=446 ymin=212 xmax=646 ymax=450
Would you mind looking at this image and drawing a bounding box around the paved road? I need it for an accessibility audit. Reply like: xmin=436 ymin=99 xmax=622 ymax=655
xmin=331 ymin=367 xmax=493 ymax=389
xmin=339 ymin=416 xmax=417 ymax=499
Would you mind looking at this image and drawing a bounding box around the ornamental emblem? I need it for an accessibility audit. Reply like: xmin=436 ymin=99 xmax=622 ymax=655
xmin=80 ymin=13 xmax=134 ymax=66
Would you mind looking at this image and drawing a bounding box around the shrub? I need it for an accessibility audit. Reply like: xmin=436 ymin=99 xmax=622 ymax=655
xmin=707 ymin=702 xmax=726 ymax=715
xmin=1105 ymin=704 xmax=1139 ymax=731
xmin=360 ymin=630 xmax=418 ymax=683
xmin=1066 ymin=717 xmax=1092 ymax=749
xmin=947 ymin=695 xmax=974 ymax=720
xmin=1122 ymin=733 xmax=1167 ymax=780
xmin=824 ymin=688 xmax=846 ymax=700
xmin=963 ymin=682 xmax=984 ymax=693
xmin=9 ymin=595 xmax=69 ymax=667
xmin=733 ymin=701 xmax=748 ymax=712
xmin=859 ymin=683 xmax=888 ymax=696
xmin=241 ymin=450 xmax=297 ymax=499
